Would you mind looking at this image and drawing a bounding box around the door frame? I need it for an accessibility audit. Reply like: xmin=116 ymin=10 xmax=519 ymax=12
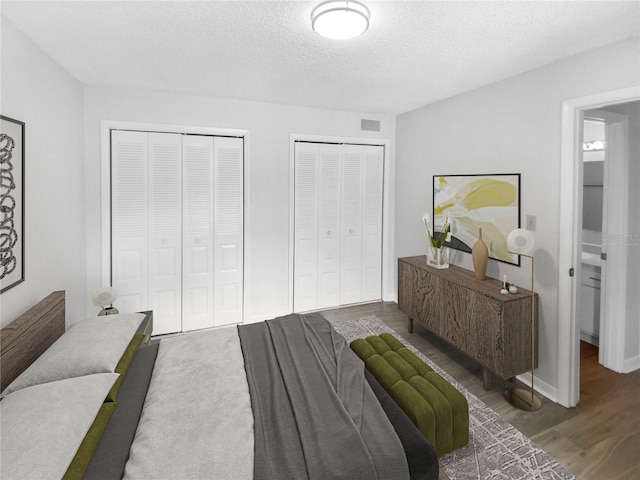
xmin=557 ymin=86 xmax=639 ymax=407
xmin=100 ymin=120 xmax=249 ymax=318
xmin=288 ymin=134 xmax=393 ymax=314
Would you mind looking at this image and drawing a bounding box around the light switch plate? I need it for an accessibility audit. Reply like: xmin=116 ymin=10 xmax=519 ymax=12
xmin=526 ymin=215 xmax=536 ymax=231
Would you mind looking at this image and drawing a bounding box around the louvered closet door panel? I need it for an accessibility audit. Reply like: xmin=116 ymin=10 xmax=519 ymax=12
xmin=317 ymin=144 xmax=342 ymax=309
xmin=213 ymin=137 xmax=244 ymax=326
xmin=111 ymin=130 xmax=149 ymax=313
xmin=148 ymin=133 xmax=183 ymax=335
xmin=361 ymin=145 xmax=384 ymax=302
xmin=182 ymin=135 xmax=215 ymax=331
xmin=340 ymin=145 xmax=364 ymax=305
xmin=294 ymin=142 xmax=319 ymax=312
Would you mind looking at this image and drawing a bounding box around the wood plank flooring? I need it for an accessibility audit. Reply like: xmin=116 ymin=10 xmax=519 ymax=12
xmin=320 ymin=301 xmax=640 ymax=480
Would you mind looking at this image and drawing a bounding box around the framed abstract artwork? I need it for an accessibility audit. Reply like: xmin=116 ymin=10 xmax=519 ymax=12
xmin=433 ymin=173 xmax=521 ymax=265
xmin=1 ymin=116 xmax=25 ymax=293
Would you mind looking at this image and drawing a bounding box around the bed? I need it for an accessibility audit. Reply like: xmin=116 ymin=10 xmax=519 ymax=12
xmin=0 ymin=291 xmax=439 ymax=480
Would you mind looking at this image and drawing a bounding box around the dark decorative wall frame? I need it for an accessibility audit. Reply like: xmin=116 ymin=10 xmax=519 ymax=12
xmin=433 ymin=173 xmax=521 ymax=265
xmin=0 ymin=116 xmax=25 ymax=293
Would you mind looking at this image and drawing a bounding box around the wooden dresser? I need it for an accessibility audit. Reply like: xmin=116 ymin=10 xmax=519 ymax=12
xmin=398 ymin=256 xmax=538 ymax=390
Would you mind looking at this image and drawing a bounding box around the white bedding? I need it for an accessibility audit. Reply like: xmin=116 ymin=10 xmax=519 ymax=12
xmin=123 ymin=327 xmax=254 ymax=480
xmin=2 ymin=312 xmax=144 ymax=397
xmin=1 ymin=373 xmax=119 ymax=480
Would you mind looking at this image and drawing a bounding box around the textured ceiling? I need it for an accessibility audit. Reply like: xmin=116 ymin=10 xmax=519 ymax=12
xmin=2 ymin=1 xmax=639 ymax=115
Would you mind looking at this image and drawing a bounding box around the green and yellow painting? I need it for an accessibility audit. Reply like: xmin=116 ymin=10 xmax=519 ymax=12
xmin=433 ymin=174 xmax=520 ymax=264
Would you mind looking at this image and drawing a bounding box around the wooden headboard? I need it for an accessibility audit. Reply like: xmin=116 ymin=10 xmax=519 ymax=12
xmin=1 ymin=291 xmax=65 ymax=391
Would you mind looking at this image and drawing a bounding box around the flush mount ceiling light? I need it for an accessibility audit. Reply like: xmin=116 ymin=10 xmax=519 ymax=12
xmin=311 ymin=0 xmax=370 ymax=40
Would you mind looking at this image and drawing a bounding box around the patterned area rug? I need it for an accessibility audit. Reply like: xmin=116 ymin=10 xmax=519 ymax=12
xmin=330 ymin=316 xmax=578 ymax=480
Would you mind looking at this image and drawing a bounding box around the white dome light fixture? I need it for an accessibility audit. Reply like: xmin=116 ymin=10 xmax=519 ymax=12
xmin=311 ymin=0 xmax=370 ymax=40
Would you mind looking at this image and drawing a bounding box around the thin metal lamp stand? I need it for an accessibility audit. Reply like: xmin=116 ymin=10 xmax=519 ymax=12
xmin=503 ymin=252 xmax=542 ymax=411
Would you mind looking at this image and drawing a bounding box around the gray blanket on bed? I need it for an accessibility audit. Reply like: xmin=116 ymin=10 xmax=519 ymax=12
xmin=238 ymin=313 xmax=410 ymax=480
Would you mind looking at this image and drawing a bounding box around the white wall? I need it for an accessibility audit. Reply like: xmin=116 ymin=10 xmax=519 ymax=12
xmin=83 ymin=87 xmax=395 ymax=323
xmin=0 ymin=17 xmax=86 ymax=328
xmin=395 ymin=37 xmax=640 ymax=401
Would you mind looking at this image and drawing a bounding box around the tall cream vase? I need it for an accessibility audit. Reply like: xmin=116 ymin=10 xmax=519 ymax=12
xmin=472 ymin=228 xmax=489 ymax=280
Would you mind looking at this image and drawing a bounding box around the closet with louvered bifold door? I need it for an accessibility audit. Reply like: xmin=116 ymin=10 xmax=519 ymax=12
xmin=294 ymin=141 xmax=384 ymax=313
xmin=110 ymin=130 xmax=243 ymax=335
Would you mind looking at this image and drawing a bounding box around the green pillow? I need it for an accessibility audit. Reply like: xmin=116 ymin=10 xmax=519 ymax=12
xmin=63 ymin=402 xmax=118 ymax=480
xmin=106 ymin=333 xmax=144 ymax=402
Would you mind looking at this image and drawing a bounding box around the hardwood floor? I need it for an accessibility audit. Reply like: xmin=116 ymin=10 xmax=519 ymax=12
xmin=321 ymin=301 xmax=640 ymax=480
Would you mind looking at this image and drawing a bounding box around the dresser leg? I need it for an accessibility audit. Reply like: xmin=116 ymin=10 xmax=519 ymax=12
xmin=482 ymin=368 xmax=492 ymax=390
xmin=408 ymin=317 xmax=414 ymax=333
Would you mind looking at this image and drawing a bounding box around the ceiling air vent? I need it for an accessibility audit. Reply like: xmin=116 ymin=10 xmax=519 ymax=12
xmin=359 ymin=118 xmax=381 ymax=133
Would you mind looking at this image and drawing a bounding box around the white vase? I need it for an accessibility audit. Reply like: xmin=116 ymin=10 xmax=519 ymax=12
xmin=427 ymin=245 xmax=449 ymax=269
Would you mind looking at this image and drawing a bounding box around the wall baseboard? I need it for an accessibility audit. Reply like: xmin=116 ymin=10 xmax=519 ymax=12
xmin=244 ymin=310 xmax=289 ymax=325
xmin=623 ymin=354 xmax=640 ymax=373
xmin=515 ymin=371 xmax=561 ymax=406
xmin=579 ymin=330 xmax=599 ymax=346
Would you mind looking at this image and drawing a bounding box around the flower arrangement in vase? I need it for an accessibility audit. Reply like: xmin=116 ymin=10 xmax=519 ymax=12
xmin=423 ymin=215 xmax=451 ymax=269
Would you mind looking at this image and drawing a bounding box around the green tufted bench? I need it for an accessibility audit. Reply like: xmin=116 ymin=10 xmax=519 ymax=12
xmin=351 ymin=333 xmax=469 ymax=456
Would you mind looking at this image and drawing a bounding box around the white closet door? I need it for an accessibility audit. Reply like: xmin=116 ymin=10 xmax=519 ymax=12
xmin=317 ymin=144 xmax=342 ymax=309
xmin=111 ymin=130 xmax=149 ymax=314
xmin=361 ymin=145 xmax=384 ymax=302
xmin=340 ymin=145 xmax=364 ymax=305
xmin=293 ymin=141 xmax=384 ymax=312
xmin=148 ymin=133 xmax=183 ymax=335
xmin=294 ymin=142 xmax=319 ymax=312
xmin=213 ymin=137 xmax=244 ymax=326
xmin=182 ymin=135 xmax=215 ymax=331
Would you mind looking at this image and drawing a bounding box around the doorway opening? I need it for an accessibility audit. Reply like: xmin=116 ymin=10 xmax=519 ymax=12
xmin=579 ymin=111 xmax=627 ymax=401
xmin=579 ymin=117 xmax=605 ymax=349
xmin=558 ymin=88 xmax=639 ymax=408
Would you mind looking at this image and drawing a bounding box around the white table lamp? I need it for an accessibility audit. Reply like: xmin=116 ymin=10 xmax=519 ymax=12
xmin=91 ymin=287 xmax=119 ymax=316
